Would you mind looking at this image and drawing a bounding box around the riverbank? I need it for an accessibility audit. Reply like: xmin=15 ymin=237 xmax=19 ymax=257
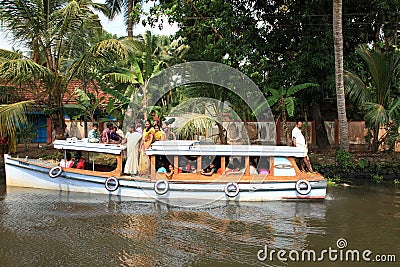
xmin=1 ymin=144 xmax=399 ymax=184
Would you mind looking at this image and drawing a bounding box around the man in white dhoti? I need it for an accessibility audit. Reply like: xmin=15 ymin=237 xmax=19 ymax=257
xmin=124 ymin=124 xmax=142 ymax=175
xmin=292 ymin=121 xmax=314 ymax=173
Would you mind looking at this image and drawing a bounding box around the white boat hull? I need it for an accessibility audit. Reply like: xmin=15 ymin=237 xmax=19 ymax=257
xmin=4 ymin=155 xmax=326 ymax=202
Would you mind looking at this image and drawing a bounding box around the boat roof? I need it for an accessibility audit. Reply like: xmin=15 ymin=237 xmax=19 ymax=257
xmin=53 ymin=140 xmax=126 ymax=155
xmin=146 ymin=141 xmax=307 ymax=157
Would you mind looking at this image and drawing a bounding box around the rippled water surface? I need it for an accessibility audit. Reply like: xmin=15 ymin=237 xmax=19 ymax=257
xmin=0 ymin=180 xmax=399 ymax=267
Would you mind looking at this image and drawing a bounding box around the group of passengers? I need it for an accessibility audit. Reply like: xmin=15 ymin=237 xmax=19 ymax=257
xmin=120 ymin=118 xmax=175 ymax=175
xmin=59 ymin=151 xmax=85 ymax=169
xmin=90 ymin=115 xmax=175 ymax=176
xmin=60 ymin=118 xmax=314 ymax=176
xmin=88 ymin=122 xmax=124 ymax=144
xmin=60 ymin=114 xmax=176 ymax=174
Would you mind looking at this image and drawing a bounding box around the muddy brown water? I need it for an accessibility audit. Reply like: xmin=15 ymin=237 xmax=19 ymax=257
xmin=0 ymin=177 xmax=398 ymax=267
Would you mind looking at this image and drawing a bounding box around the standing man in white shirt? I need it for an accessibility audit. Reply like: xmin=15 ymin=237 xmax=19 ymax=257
xmin=292 ymin=121 xmax=314 ymax=173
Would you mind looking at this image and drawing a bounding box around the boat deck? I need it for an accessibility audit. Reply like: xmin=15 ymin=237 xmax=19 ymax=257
xmin=10 ymin=156 xmax=323 ymax=183
xmin=120 ymin=172 xmax=322 ymax=183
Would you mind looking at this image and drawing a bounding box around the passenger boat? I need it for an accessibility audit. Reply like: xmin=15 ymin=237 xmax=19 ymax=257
xmin=4 ymin=140 xmax=326 ymax=202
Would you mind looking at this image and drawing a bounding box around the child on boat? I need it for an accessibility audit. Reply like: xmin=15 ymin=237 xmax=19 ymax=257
xmin=110 ymin=126 xmax=122 ymax=144
xmin=165 ymin=164 xmax=174 ymax=179
xmin=201 ymin=162 xmax=217 ymax=176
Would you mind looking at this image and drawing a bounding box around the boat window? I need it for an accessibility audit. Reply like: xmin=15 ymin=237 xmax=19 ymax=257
xmin=273 ymin=157 xmax=296 ymax=176
xmin=253 ymin=156 xmax=270 ymax=175
xmin=201 ymin=156 xmax=220 ymax=173
xmin=178 ymin=156 xmax=197 ymax=173
xmin=155 ymin=155 xmax=170 ymax=173
xmin=62 ymin=150 xmax=117 ymax=172
xmin=226 ymin=156 xmax=245 ymax=174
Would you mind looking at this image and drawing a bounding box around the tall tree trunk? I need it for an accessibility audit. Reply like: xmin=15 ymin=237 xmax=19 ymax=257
xmin=142 ymin=80 xmax=148 ymax=120
xmin=333 ymin=0 xmax=349 ymax=151
xmin=373 ymin=127 xmax=380 ymax=152
xmin=127 ymin=0 xmax=134 ymax=37
xmin=311 ymin=103 xmax=330 ymax=148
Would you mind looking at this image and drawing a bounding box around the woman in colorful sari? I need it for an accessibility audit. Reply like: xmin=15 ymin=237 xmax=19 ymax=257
xmin=138 ymin=120 xmax=154 ymax=175
xmin=153 ymin=124 xmax=164 ymax=141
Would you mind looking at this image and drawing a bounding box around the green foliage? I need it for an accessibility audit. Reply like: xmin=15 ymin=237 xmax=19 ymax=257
xmin=175 ymin=114 xmax=216 ymax=141
xmin=372 ymin=174 xmax=384 ymax=184
xmin=357 ymin=158 xmax=368 ymax=169
xmin=64 ymin=88 xmax=106 ymax=123
xmin=327 ymin=176 xmax=342 ymax=186
xmin=0 ymin=100 xmax=33 ymax=153
xmin=150 ymin=0 xmax=399 ymax=122
xmin=374 ymin=162 xmax=382 ymax=174
xmin=344 ymin=45 xmax=400 ymax=151
xmin=335 ymin=149 xmax=353 ymax=169
xmin=0 ymin=0 xmax=128 ymax=139
xmin=17 ymin=123 xmax=38 ymax=150
xmin=394 ymin=179 xmax=400 ymax=186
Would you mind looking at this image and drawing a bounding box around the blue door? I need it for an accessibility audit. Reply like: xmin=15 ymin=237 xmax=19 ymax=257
xmin=31 ymin=116 xmax=47 ymax=143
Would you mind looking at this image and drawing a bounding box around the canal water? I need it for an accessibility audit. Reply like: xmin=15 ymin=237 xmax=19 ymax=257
xmin=0 ymin=179 xmax=398 ymax=267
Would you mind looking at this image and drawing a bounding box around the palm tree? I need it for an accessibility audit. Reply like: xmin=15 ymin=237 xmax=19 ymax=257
xmin=0 ymin=0 xmax=128 ymax=139
xmin=105 ymin=0 xmax=141 ymax=37
xmin=0 ymin=100 xmax=33 ymax=153
xmin=101 ymin=54 xmax=142 ymax=121
xmin=344 ymin=45 xmax=400 ymax=151
xmin=103 ymin=31 xmax=188 ymax=125
xmin=333 ymin=0 xmax=350 ymax=151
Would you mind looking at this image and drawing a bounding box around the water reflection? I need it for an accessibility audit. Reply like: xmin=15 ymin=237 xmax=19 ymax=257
xmin=0 ymin=184 xmax=399 ymax=267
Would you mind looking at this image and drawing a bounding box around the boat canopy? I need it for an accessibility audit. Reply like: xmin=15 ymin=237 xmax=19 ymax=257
xmin=146 ymin=141 xmax=307 ymax=157
xmin=53 ymin=140 xmax=126 ymax=155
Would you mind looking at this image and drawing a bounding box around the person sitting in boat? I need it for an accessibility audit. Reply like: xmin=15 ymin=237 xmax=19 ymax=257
xmin=165 ymin=164 xmax=174 ymax=179
xmin=249 ymin=160 xmax=258 ymax=175
xmin=59 ymin=152 xmax=73 ymax=168
xmin=258 ymin=157 xmax=270 ymax=175
xmin=101 ymin=122 xmax=113 ymax=143
xmin=225 ymin=158 xmax=244 ymax=175
xmin=190 ymin=165 xmax=197 ymax=174
xmin=88 ymin=123 xmax=100 ymax=143
xmin=110 ymin=126 xmax=122 ymax=144
xmin=72 ymin=151 xmax=85 ymax=169
xmin=153 ymin=124 xmax=164 ymax=141
xmin=201 ymin=162 xmax=217 ymax=176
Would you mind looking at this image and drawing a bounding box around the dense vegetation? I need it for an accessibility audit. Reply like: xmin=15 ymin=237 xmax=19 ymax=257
xmin=0 ymin=0 xmax=399 ymax=152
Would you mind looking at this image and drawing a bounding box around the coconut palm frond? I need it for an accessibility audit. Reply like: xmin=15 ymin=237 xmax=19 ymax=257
xmin=0 ymin=58 xmax=51 ymax=83
xmin=0 ymin=100 xmax=33 ymax=139
xmin=91 ymin=39 xmax=128 ymax=61
xmin=388 ymin=97 xmax=400 ymax=120
xmin=176 ymin=115 xmax=217 ymax=139
xmin=0 ymin=49 xmax=24 ymax=61
xmin=344 ymin=70 xmax=370 ymax=107
xmin=357 ymin=46 xmax=392 ymax=101
xmin=364 ymin=102 xmax=389 ymax=129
